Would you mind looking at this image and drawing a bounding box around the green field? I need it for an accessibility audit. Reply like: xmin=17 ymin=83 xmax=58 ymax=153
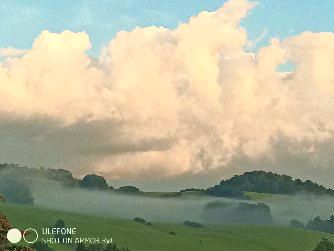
xmin=142 ymin=190 xmax=206 ymax=198
xmin=1 ymin=202 xmax=333 ymax=251
xmin=244 ymin=191 xmax=290 ymax=201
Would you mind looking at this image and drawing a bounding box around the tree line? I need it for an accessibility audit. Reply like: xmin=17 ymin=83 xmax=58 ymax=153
xmin=1 ymin=164 xmax=333 ymax=204
xmin=0 ymin=163 xmax=143 ymax=205
xmin=290 ymin=215 xmax=334 ymax=234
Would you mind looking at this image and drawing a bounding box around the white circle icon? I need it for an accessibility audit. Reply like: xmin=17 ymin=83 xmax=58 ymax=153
xmin=7 ymin=228 xmax=22 ymax=244
xmin=23 ymin=228 xmax=39 ymax=244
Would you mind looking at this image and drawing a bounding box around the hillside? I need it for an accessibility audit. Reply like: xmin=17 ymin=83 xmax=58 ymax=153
xmin=1 ymin=202 xmax=334 ymax=251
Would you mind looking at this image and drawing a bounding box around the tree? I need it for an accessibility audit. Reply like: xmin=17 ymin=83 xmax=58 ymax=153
xmin=52 ymin=219 xmax=71 ymax=243
xmin=202 ymin=201 xmax=273 ymax=225
xmin=0 ymin=211 xmax=33 ymax=250
xmin=313 ymin=238 xmax=334 ymax=251
xmin=307 ymin=216 xmax=334 ymax=234
xmin=0 ymin=174 xmax=34 ymax=204
xmin=206 ymin=184 xmax=245 ymax=198
xmin=290 ymin=219 xmax=305 ymax=229
xmin=54 ymin=219 xmax=65 ymax=228
xmin=234 ymin=202 xmax=273 ymax=225
xmin=79 ymin=174 xmax=108 ymax=190
xmin=118 ymin=186 xmax=141 ymax=193
xmin=0 ymin=212 xmax=12 ymax=250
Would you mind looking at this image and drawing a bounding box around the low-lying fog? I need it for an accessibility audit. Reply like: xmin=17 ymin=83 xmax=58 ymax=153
xmin=29 ymin=179 xmax=334 ymax=226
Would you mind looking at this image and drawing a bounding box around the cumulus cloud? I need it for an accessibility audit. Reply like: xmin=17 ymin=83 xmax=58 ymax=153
xmin=0 ymin=0 xmax=334 ymax=184
xmin=0 ymin=47 xmax=26 ymax=57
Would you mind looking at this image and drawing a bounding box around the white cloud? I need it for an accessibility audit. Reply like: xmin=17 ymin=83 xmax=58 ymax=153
xmin=0 ymin=47 xmax=26 ymax=57
xmin=0 ymin=0 xmax=334 ymax=183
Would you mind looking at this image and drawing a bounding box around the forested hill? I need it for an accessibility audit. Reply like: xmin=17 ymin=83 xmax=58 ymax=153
xmin=207 ymin=170 xmax=334 ymax=198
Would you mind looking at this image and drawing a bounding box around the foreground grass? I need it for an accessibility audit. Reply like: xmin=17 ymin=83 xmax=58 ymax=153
xmin=1 ymin=202 xmax=333 ymax=251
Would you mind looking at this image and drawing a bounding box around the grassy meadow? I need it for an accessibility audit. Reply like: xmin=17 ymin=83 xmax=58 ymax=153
xmin=1 ymin=202 xmax=333 ymax=251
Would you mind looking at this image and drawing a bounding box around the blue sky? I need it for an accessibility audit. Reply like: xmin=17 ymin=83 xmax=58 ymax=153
xmin=0 ymin=0 xmax=333 ymax=56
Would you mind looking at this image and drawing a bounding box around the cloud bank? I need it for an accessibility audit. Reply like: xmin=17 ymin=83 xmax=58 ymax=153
xmin=0 ymin=0 xmax=334 ymax=183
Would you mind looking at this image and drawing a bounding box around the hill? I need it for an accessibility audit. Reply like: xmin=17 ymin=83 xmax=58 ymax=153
xmin=207 ymin=170 xmax=334 ymax=198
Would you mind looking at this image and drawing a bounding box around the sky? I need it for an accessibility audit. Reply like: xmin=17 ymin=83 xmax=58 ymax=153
xmin=0 ymin=0 xmax=333 ymax=56
xmin=0 ymin=0 xmax=334 ymax=191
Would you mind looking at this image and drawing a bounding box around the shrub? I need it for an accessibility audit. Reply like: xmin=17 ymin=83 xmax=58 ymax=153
xmin=76 ymin=243 xmax=87 ymax=251
xmin=75 ymin=243 xmax=131 ymax=251
xmin=133 ymin=217 xmax=146 ymax=224
xmin=313 ymin=238 xmax=334 ymax=251
xmin=183 ymin=220 xmax=204 ymax=228
xmin=31 ymin=241 xmax=54 ymax=251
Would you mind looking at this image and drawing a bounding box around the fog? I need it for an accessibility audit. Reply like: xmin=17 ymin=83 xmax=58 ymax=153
xmin=29 ymin=179 xmax=334 ymax=226
xmin=0 ymin=169 xmax=34 ymax=204
xmin=265 ymin=194 xmax=334 ymax=225
xmin=30 ymin=179 xmax=222 ymax=223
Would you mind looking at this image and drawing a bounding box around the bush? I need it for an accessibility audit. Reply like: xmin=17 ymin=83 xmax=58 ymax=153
xmin=183 ymin=220 xmax=204 ymax=228
xmin=313 ymin=238 xmax=334 ymax=251
xmin=87 ymin=244 xmax=105 ymax=251
xmin=76 ymin=243 xmax=87 ymax=251
xmin=31 ymin=241 xmax=54 ymax=251
xmin=75 ymin=243 xmax=131 ymax=251
xmin=133 ymin=217 xmax=145 ymax=223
